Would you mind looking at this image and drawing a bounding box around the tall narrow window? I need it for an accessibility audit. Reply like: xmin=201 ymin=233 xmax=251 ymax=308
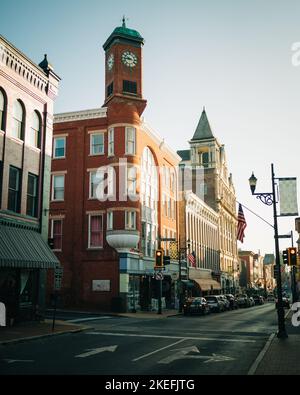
xmin=125 ymin=211 xmax=136 ymax=230
xmin=8 ymin=166 xmax=21 ymax=213
xmin=89 ymin=215 xmax=103 ymax=248
xmin=127 ymin=166 xmax=137 ymax=196
xmin=52 ymin=219 xmax=63 ymax=251
xmin=30 ymin=111 xmax=41 ymax=148
xmin=0 ymin=161 xmax=3 ymax=207
xmin=90 ymin=133 xmax=104 ymax=155
xmin=53 ymin=137 xmax=66 ymax=158
xmin=108 ymin=128 xmax=114 ymax=156
xmin=107 ymin=211 xmax=113 ymax=230
xmin=0 ymin=89 xmax=6 ymax=132
xmin=12 ymin=100 xmax=25 ymax=140
xmin=125 ymin=127 xmax=136 ymax=155
xmin=90 ymin=171 xmax=104 ymax=199
xmin=52 ymin=175 xmax=65 ymax=201
xmin=26 ymin=173 xmax=38 ymax=217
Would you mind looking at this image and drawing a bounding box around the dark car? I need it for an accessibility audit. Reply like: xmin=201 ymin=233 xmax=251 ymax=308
xmin=236 ymin=294 xmax=250 ymax=308
xmin=183 ymin=297 xmax=210 ymax=316
xmin=253 ymin=295 xmax=264 ymax=305
xmin=205 ymin=295 xmax=225 ymax=313
xmin=225 ymin=294 xmax=238 ymax=309
xmin=275 ymin=296 xmax=290 ymax=309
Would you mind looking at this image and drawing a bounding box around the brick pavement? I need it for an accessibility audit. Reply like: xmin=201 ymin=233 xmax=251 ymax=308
xmin=254 ymin=309 xmax=300 ymax=375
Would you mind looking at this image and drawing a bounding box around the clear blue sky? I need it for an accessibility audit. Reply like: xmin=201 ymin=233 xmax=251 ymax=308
xmin=2 ymin=0 xmax=300 ymax=255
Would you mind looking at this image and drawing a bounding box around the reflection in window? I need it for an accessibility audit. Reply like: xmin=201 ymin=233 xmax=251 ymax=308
xmin=141 ymin=147 xmax=158 ymax=257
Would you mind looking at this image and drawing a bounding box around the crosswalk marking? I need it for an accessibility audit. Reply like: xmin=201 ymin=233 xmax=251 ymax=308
xmin=67 ymin=316 xmax=112 ymax=323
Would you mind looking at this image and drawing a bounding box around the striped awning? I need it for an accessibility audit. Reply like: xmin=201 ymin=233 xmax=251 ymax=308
xmin=0 ymin=225 xmax=59 ymax=269
xmin=192 ymin=278 xmax=221 ymax=291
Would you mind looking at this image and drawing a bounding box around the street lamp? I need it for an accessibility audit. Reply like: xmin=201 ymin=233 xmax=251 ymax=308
xmin=249 ymin=164 xmax=288 ymax=339
xmin=178 ymin=238 xmax=190 ymax=313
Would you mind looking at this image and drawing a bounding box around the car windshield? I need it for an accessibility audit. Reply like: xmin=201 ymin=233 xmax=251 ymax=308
xmin=206 ymin=297 xmax=217 ymax=302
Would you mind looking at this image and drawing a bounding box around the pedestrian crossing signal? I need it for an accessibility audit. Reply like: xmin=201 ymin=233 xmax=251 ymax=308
xmin=155 ymin=249 xmax=164 ymax=268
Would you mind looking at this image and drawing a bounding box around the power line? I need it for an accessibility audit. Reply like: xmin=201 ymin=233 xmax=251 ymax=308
xmin=237 ymin=201 xmax=274 ymax=229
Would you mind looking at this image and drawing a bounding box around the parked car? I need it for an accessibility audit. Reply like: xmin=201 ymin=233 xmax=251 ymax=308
xmin=236 ymin=294 xmax=250 ymax=308
xmin=205 ymin=295 xmax=225 ymax=313
xmin=253 ymin=295 xmax=264 ymax=305
xmin=219 ymin=295 xmax=230 ymax=310
xmin=248 ymin=297 xmax=255 ymax=307
xmin=225 ymin=294 xmax=239 ymax=309
xmin=267 ymin=294 xmax=275 ymax=302
xmin=275 ymin=296 xmax=290 ymax=309
xmin=183 ymin=297 xmax=210 ymax=316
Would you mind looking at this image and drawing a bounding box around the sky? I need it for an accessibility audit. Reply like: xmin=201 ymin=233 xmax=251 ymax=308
xmin=1 ymin=0 xmax=300 ymax=256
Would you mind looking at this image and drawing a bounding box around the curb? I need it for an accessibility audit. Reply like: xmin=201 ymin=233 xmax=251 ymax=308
xmin=0 ymin=326 xmax=93 ymax=346
xmin=247 ymin=333 xmax=275 ymax=375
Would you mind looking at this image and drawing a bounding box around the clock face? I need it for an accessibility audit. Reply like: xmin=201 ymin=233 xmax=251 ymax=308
xmin=122 ymin=51 xmax=138 ymax=68
xmin=107 ymin=53 xmax=114 ymax=71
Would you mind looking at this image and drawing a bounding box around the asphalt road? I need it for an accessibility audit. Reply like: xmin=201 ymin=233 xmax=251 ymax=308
xmin=0 ymin=303 xmax=278 ymax=375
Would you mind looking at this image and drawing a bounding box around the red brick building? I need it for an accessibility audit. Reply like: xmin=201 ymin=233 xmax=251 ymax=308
xmin=49 ymin=21 xmax=181 ymax=312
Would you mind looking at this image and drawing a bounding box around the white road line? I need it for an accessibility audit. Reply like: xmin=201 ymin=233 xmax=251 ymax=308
xmin=133 ymin=338 xmax=186 ymax=362
xmin=86 ymin=332 xmax=257 ymax=343
xmin=67 ymin=317 xmax=111 ymax=323
xmin=247 ymin=333 xmax=275 ymax=375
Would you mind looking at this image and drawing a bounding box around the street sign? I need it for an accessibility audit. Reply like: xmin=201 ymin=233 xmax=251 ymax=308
xmin=155 ymin=272 xmax=164 ymax=281
xmin=54 ymin=266 xmax=63 ymax=291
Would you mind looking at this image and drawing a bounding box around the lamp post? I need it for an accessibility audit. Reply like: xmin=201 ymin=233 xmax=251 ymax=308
xmin=249 ymin=164 xmax=288 ymax=339
xmin=178 ymin=239 xmax=190 ymax=313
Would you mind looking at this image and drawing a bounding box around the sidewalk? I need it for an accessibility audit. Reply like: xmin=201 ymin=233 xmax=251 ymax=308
xmin=252 ymin=309 xmax=300 ymax=375
xmin=0 ymin=319 xmax=91 ymax=345
xmin=0 ymin=309 xmax=180 ymax=345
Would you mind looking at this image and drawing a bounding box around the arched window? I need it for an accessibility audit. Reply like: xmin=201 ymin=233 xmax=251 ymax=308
xmin=140 ymin=147 xmax=158 ymax=257
xmin=12 ymin=100 xmax=25 ymax=140
xmin=30 ymin=111 xmax=41 ymax=148
xmin=0 ymin=89 xmax=7 ymax=132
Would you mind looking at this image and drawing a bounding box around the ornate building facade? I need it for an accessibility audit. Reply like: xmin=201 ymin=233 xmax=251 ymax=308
xmin=49 ymin=21 xmax=181 ymax=312
xmin=0 ymin=35 xmax=60 ymax=322
xmin=178 ymin=109 xmax=239 ymax=293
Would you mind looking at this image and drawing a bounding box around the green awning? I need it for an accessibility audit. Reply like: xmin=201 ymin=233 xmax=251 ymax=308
xmin=0 ymin=225 xmax=59 ymax=269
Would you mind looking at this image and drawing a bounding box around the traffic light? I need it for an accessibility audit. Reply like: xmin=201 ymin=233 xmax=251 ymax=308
xmin=155 ymin=249 xmax=164 ymax=268
xmin=163 ymin=255 xmax=171 ymax=266
xmin=288 ymin=247 xmax=297 ymax=266
xmin=282 ymin=249 xmax=288 ymax=265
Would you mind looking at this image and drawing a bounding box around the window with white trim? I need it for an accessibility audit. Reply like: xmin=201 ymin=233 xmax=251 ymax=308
xmin=51 ymin=219 xmax=63 ymax=251
xmin=127 ymin=166 xmax=137 ymax=196
xmin=52 ymin=175 xmax=65 ymax=201
xmin=90 ymin=170 xmax=104 ymax=199
xmin=108 ymin=128 xmax=114 ymax=156
xmin=125 ymin=211 xmax=136 ymax=230
xmin=125 ymin=127 xmax=136 ymax=155
xmin=90 ymin=133 xmax=104 ymax=155
xmin=54 ymin=137 xmax=66 ymax=158
xmin=107 ymin=211 xmax=113 ymax=230
xmin=29 ymin=111 xmax=41 ymax=149
xmin=12 ymin=100 xmax=25 ymax=140
xmin=88 ymin=214 xmax=103 ymax=248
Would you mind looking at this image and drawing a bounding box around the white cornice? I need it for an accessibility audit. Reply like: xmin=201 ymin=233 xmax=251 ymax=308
xmin=54 ymin=108 xmax=107 ymax=123
xmin=141 ymin=120 xmax=181 ymax=164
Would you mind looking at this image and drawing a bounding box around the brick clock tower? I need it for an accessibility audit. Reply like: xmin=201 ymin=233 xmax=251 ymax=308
xmin=103 ymin=18 xmax=147 ymax=122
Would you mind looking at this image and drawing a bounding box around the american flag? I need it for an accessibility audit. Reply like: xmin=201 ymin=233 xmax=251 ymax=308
xmin=237 ymin=203 xmax=247 ymax=243
xmin=188 ymin=251 xmax=196 ymax=267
